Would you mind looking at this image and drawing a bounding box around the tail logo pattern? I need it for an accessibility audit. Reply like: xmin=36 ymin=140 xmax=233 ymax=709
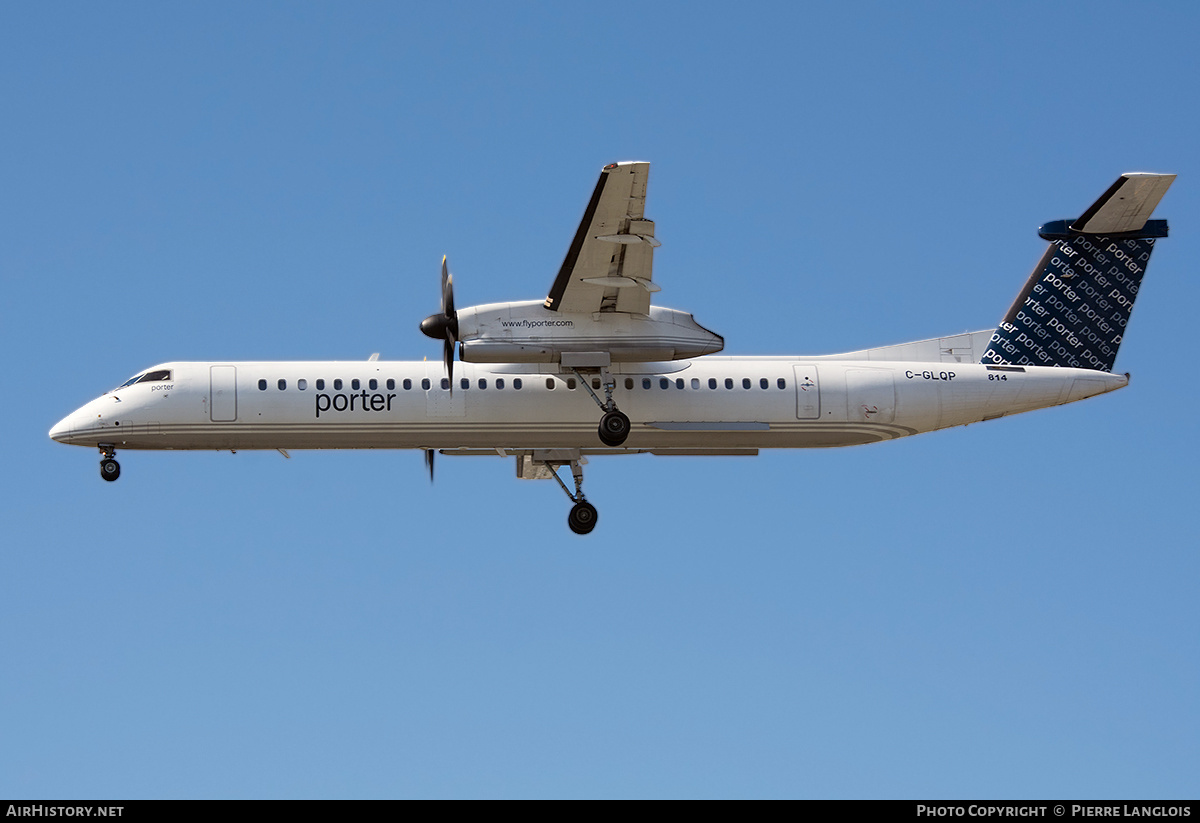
xmin=982 ymin=234 xmax=1157 ymax=372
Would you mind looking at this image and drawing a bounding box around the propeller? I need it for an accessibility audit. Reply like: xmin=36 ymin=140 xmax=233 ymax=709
xmin=419 ymin=257 xmax=455 ymax=481
xmin=419 ymin=256 xmax=458 ymax=388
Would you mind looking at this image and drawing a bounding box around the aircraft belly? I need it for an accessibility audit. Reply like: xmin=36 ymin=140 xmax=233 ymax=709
xmin=143 ymin=412 xmax=911 ymax=452
xmin=148 ymin=423 xmax=908 ymax=451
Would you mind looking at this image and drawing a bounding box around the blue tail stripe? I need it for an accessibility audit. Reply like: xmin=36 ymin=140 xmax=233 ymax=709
xmin=981 ymin=233 xmax=1159 ymax=371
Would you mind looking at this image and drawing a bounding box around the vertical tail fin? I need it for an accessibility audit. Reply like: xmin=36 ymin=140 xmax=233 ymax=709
xmin=982 ymin=173 xmax=1174 ymax=371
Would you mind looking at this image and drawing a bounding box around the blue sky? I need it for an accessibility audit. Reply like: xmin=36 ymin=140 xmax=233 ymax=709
xmin=4 ymin=1 xmax=1198 ymax=799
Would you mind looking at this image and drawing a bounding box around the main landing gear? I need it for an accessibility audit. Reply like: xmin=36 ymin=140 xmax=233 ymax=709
xmin=572 ymin=368 xmax=630 ymax=447
xmin=545 ymin=456 xmax=599 ymax=535
xmin=99 ymin=444 xmax=120 ymax=482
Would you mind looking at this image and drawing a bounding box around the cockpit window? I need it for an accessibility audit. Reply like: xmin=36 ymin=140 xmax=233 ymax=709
xmin=112 ymin=369 xmax=172 ymax=392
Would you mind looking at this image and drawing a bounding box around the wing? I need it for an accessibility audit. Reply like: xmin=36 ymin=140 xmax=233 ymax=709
xmin=543 ymin=161 xmax=661 ymax=315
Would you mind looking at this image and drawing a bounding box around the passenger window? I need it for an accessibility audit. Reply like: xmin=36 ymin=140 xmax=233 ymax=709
xmin=496 ymin=378 xmax=505 ymax=389
xmin=708 ymin=378 xmax=717 ymax=389
xmin=387 ymin=379 xmax=395 ymax=390
xmin=592 ymin=378 xmax=601 ymax=390
xmin=403 ymin=379 xmax=412 ymax=390
xmin=461 ymin=378 xmax=470 ymax=390
xmin=742 ymin=378 xmax=751 ymax=389
xmin=352 ymin=379 xmax=361 ymax=390
xmin=369 ymin=379 xmax=378 ymax=390
xmin=566 ymin=378 xmax=576 ymax=390
xmin=642 ymin=378 xmax=651 ymax=390
xmin=298 ymin=379 xmax=308 ymax=391
xmin=316 ymin=379 xmax=325 ymax=390
xmin=278 ymin=379 xmax=287 ymax=390
xmin=546 ymin=378 xmax=555 ymax=390
xmin=421 ymin=378 xmax=431 ymax=390
xmin=676 ymin=378 xmax=685 ymax=389
xmin=659 ymin=378 xmax=669 ymax=389
xmin=691 ymin=378 xmax=700 ymax=389
xmin=334 ymin=379 xmax=343 ymax=390
xmin=625 ymin=378 xmax=634 ymax=390
xmin=441 ymin=378 xmax=449 ymax=390
xmin=479 ymin=379 xmax=487 ymax=389
xmin=725 ymin=378 xmax=733 ymax=389
xmin=258 ymin=379 xmax=267 ymax=391
xmin=514 ymin=378 xmax=523 ymax=389
xmin=760 ymin=378 xmax=769 ymax=389
xmin=778 ymin=377 xmax=786 ymax=389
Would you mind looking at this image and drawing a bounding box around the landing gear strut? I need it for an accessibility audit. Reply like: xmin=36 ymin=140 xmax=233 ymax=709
xmin=98 ymin=444 xmax=120 ymax=482
xmin=546 ymin=456 xmax=599 ymax=535
xmin=573 ymin=368 xmax=630 ymax=447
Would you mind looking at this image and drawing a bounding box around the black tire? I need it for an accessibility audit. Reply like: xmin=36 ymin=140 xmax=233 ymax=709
xmin=598 ymin=410 xmax=630 ymax=447
xmin=100 ymin=458 xmax=121 ymax=482
xmin=568 ymin=501 xmax=598 ymax=535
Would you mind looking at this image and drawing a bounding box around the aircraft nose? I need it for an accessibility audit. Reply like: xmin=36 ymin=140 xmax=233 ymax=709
xmin=49 ymin=415 xmax=72 ymax=443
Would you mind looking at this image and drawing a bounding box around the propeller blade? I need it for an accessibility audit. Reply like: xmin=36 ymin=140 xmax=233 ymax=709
xmin=441 ymin=256 xmax=455 ymax=319
xmin=444 ymin=256 xmax=457 ymax=390
xmin=421 ymin=256 xmax=459 ymax=387
xmin=424 ymin=448 xmax=435 ymax=482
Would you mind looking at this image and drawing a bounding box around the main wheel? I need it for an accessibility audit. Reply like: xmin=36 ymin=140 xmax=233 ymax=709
xmin=568 ymin=501 xmax=598 ymax=535
xmin=100 ymin=458 xmax=121 ymax=482
xmin=598 ymin=410 xmax=630 ymax=446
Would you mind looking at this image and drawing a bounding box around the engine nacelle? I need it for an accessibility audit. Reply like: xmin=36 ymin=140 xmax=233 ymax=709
xmin=455 ymin=300 xmax=724 ymax=364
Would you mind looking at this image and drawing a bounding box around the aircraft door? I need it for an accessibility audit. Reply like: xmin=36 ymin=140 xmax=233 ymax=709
xmin=210 ymin=365 xmax=237 ymax=422
xmin=793 ymin=364 xmax=820 ymax=419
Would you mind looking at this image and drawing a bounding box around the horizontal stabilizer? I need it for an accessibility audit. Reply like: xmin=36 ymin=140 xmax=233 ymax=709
xmin=1069 ymin=173 xmax=1176 ymax=234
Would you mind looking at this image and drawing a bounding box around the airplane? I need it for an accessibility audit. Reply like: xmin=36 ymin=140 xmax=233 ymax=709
xmin=50 ymin=163 xmax=1175 ymax=534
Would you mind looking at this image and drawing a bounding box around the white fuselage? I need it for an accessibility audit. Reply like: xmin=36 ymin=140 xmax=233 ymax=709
xmin=50 ymin=357 xmax=1127 ymax=454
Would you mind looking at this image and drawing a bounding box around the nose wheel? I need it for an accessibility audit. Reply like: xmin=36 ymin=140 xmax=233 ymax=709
xmin=98 ymin=445 xmax=120 ymax=482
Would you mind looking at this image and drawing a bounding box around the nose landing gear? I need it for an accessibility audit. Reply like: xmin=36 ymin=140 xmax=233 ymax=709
xmin=98 ymin=445 xmax=120 ymax=482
